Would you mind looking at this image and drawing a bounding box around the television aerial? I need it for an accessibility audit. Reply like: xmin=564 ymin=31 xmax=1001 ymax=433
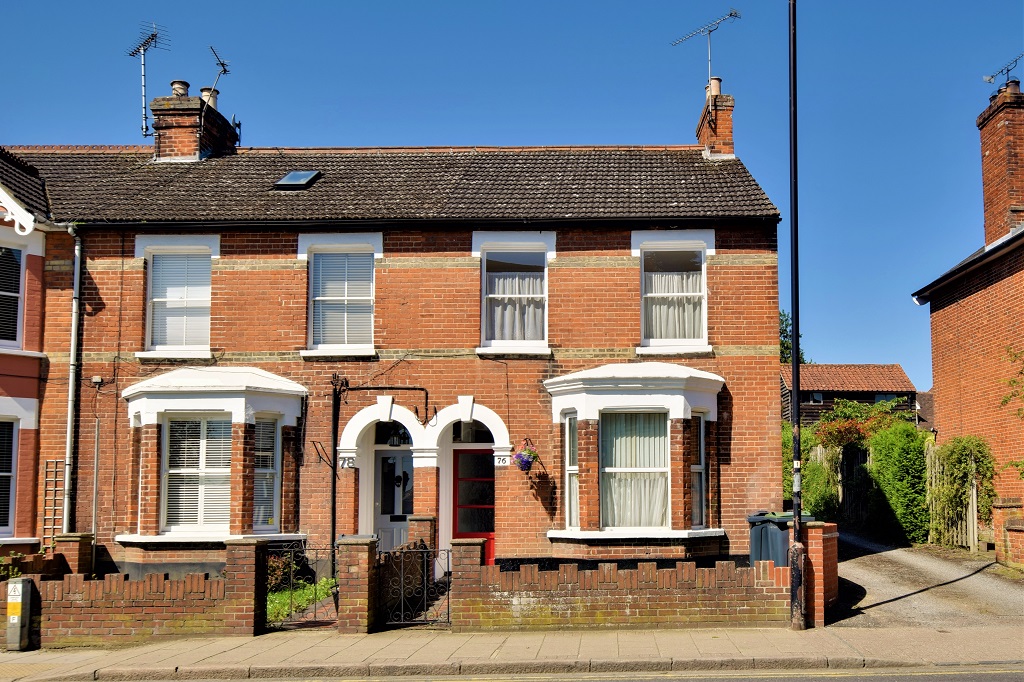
xmin=125 ymin=22 xmax=170 ymax=138
xmin=671 ymin=8 xmax=741 ymax=86
xmin=984 ymin=51 xmax=1024 ymax=85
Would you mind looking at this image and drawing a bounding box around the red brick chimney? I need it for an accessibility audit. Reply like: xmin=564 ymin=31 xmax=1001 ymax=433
xmin=150 ymin=80 xmax=238 ymax=161
xmin=695 ymin=76 xmax=735 ymax=156
xmin=977 ymin=78 xmax=1024 ymax=245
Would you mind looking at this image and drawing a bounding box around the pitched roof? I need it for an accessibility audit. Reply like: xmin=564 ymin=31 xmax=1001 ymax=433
xmin=0 ymin=147 xmax=48 ymax=218
xmin=780 ymin=364 xmax=916 ymax=393
xmin=912 ymin=228 xmax=1024 ymax=304
xmin=9 ymin=145 xmax=779 ymax=225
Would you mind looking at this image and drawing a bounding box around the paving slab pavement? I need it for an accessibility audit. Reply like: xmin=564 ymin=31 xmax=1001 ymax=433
xmin=0 ymin=624 xmax=1019 ymax=681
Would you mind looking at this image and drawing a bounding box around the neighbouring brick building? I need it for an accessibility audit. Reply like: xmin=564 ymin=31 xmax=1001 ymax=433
xmin=2 ymin=75 xmax=781 ymax=582
xmin=913 ymin=78 xmax=1024 ymax=567
xmin=780 ymin=363 xmax=917 ymax=426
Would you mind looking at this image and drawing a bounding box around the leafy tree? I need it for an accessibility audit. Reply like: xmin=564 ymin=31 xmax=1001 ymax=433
xmin=814 ymin=397 xmax=913 ymax=450
xmin=779 ymin=310 xmax=809 ymax=365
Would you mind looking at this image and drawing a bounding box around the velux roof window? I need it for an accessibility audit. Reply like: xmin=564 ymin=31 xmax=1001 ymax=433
xmin=274 ymin=170 xmax=322 ymax=190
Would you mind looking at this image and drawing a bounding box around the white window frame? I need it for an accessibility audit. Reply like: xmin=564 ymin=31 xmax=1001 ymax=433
xmin=253 ymin=415 xmax=281 ymax=533
xmin=298 ymin=233 xmax=382 ymax=358
xmin=564 ymin=412 xmax=579 ymax=529
xmin=690 ymin=413 xmax=707 ymax=530
xmin=160 ymin=412 xmax=232 ymax=534
xmin=598 ymin=410 xmax=671 ymax=530
xmin=135 ymin=235 xmax=219 ymax=359
xmin=0 ymin=244 xmax=23 ymax=349
xmin=0 ymin=419 xmax=17 ymax=536
xmin=633 ymin=230 xmax=714 ymax=355
xmin=473 ymin=231 xmax=555 ymax=355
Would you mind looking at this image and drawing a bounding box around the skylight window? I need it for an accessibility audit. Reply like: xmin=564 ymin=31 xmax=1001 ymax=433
xmin=274 ymin=170 xmax=322 ymax=190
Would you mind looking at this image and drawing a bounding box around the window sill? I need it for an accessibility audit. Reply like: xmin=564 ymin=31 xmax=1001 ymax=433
xmin=0 ymin=537 xmax=40 ymax=545
xmin=0 ymin=348 xmax=46 ymax=359
xmin=115 ymin=532 xmax=306 ymax=545
xmin=547 ymin=528 xmax=725 ymax=540
xmin=476 ymin=346 xmax=551 ymax=357
xmin=635 ymin=344 xmax=713 ymax=356
xmin=135 ymin=350 xmax=213 ymax=360
xmin=300 ymin=347 xmax=376 ymax=359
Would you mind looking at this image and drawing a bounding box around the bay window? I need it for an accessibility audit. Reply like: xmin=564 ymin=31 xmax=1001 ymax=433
xmin=600 ymin=412 xmax=669 ymax=528
xmin=565 ymin=414 xmax=579 ymax=528
xmin=163 ymin=415 xmax=231 ymax=532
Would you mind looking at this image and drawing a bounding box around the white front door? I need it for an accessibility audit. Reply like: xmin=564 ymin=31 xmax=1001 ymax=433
xmin=374 ymin=450 xmax=413 ymax=551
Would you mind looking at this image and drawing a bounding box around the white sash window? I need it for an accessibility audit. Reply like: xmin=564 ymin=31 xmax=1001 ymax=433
xmin=642 ymin=250 xmax=704 ymax=342
xmin=162 ymin=416 xmax=231 ymax=532
xmin=565 ymin=414 xmax=579 ymax=529
xmin=310 ymin=252 xmax=373 ymax=347
xmin=149 ymin=253 xmax=212 ymax=349
xmin=0 ymin=421 xmax=15 ymax=535
xmin=483 ymin=251 xmax=546 ymax=343
xmin=253 ymin=417 xmax=280 ymax=531
xmin=0 ymin=247 xmax=22 ymax=346
xmin=599 ymin=412 xmax=669 ymax=528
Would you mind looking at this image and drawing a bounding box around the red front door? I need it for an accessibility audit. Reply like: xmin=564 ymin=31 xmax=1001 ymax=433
xmin=453 ymin=449 xmax=495 ymax=564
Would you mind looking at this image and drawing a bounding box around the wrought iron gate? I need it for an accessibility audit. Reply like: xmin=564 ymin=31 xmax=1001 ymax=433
xmin=377 ymin=543 xmax=451 ymax=626
xmin=264 ymin=542 xmax=337 ymax=629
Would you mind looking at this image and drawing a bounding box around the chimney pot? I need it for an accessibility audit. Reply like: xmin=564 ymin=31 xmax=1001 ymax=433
xmin=707 ymin=76 xmax=722 ymax=98
xmin=170 ymin=80 xmax=190 ymax=97
xmin=200 ymin=87 xmax=219 ymax=110
xmin=1008 ymin=79 xmax=1021 ymax=95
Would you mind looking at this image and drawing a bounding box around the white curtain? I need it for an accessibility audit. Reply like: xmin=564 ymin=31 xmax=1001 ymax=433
xmin=600 ymin=413 xmax=668 ymax=527
xmin=486 ymin=272 xmax=544 ymax=341
xmin=644 ymin=271 xmax=703 ymax=340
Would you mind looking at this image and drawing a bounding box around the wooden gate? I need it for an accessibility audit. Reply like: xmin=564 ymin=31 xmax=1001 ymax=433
xmin=926 ymin=443 xmax=979 ymax=551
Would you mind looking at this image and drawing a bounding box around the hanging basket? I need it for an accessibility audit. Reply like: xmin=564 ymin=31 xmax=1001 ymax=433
xmin=513 ymin=438 xmax=539 ymax=472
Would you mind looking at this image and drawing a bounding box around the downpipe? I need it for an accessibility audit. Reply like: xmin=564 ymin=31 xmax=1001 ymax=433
xmin=62 ymin=227 xmax=82 ymax=534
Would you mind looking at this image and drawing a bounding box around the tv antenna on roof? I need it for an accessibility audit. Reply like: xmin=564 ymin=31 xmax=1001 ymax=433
xmin=201 ymin=47 xmax=240 ymax=144
xmin=671 ymin=8 xmax=741 ymax=86
xmin=983 ymin=50 xmax=1024 ymax=84
xmin=125 ymin=22 xmax=169 ymax=138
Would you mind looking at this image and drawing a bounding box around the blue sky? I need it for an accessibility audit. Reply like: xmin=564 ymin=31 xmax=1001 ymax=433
xmin=4 ymin=1 xmax=1023 ymax=390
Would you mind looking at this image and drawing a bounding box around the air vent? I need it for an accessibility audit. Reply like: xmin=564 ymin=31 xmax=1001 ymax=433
xmin=273 ymin=170 xmax=322 ymax=190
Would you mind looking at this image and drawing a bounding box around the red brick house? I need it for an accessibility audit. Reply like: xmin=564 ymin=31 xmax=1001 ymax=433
xmin=913 ymin=78 xmax=1024 ymax=566
xmin=0 ymin=148 xmax=53 ymax=556
xmin=780 ymin=363 xmax=917 ymax=426
xmin=4 ymin=76 xmax=781 ymax=579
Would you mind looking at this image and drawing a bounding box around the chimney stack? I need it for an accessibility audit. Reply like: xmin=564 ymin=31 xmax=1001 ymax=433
xmin=150 ymin=80 xmax=238 ymax=162
xmin=695 ymin=77 xmax=735 ymax=157
xmin=978 ymin=78 xmax=1024 ymax=245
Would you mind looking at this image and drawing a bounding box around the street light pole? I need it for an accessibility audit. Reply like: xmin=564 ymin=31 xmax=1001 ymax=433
xmin=788 ymin=0 xmax=807 ymax=631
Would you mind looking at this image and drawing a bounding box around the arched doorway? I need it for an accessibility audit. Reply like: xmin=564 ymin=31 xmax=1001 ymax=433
xmin=451 ymin=421 xmax=496 ymax=564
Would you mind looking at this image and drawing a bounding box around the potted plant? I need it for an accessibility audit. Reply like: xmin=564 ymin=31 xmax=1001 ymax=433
xmin=512 ymin=438 xmax=540 ymax=472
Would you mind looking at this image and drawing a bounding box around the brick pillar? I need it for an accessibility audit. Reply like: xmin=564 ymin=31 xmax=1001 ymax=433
xmin=408 ymin=515 xmax=437 ymax=549
xmin=230 ymin=422 xmax=254 ymax=536
xmin=336 ymin=537 xmax=378 ymax=633
xmin=53 ymin=533 xmax=94 ymax=575
xmin=223 ymin=538 xmax=267 ymax=635
xmin=337 ymin=467 xmax=359 ymax=536
xmin=671 ymin=418 xmax=690 ymax=530
xmin=280 ymin=425 xmax=300 ymax=532
xmin=804 ymin=522 xmax=839 ymax=628
xmin=577 ymin=420 xmax=600 ymax=530
xmin=993 ymin=498 xmax=1023 ymax=567
xmin=449 ymin=538 xmax=486 ymax=631
xmin=137 ymin=423 xmax=161 ymax=535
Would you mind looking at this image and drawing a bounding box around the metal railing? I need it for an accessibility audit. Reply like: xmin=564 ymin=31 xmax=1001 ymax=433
xmin=377 ymin=542 xmax=451 ymax=626
xmin=265 ymin=541 xmax=338 ymax=629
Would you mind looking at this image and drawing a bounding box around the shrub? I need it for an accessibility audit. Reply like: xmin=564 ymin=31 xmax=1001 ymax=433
xmin=781 ymin=421 xmax=818 ymax=504
xmin=931 ymin=436 xmax=996 ymax=546
xmin=802 ymin=451 xmax=841 ymax=521
xmin=868 ymin=422 xmax=929 ymax=543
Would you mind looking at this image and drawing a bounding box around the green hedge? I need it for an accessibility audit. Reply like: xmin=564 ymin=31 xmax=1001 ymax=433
xmin=868 ymin=422 xmax=929 ymax=543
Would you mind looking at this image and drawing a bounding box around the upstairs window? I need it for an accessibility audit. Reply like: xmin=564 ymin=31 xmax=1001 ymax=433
xmin=0 ymin=247 xmax=22 ymax=346
xmin=310 ymin=252 xmax=374 ymax=347
xmin=149 ymin=253 xmax=212 ymax=349
xmin=483 ymin=251 xmax=546 ymax=344
xmin=642 ymin=250 xmax=705 ymax=343
xmin=162 ymin=416 xmax=231 ymax=532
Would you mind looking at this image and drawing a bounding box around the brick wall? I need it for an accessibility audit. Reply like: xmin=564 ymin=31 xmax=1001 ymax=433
xmin=803 ymin=522 xmax=839 ymax=628
xmin=992 ymin=499 xmax=1024 ymax=568
xmin=0 ymin=539 xmax=266 ymax=648
xmin=39 ymin=223 xmax=778 ymax=565
xmin=449 ymin=539 xmax=789 ymax=630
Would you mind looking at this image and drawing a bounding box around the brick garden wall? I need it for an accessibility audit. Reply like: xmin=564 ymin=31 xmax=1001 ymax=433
xmin=448 ymin=539 xmax=789 ymax=630
xmin=0 ymin=539 xmax=266 ymax=648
